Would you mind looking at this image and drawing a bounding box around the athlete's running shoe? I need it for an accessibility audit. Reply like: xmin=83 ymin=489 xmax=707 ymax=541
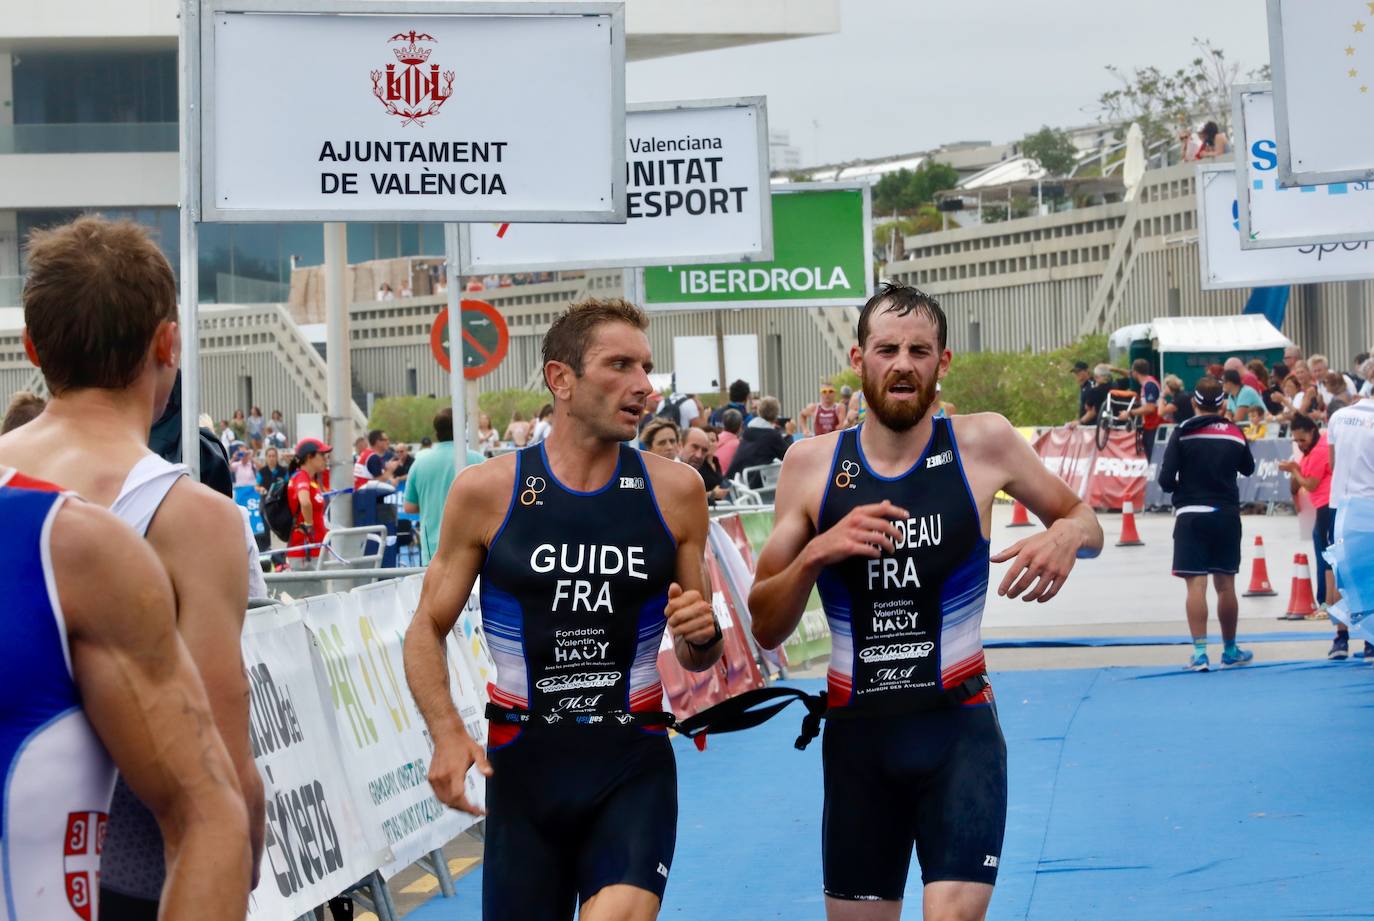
xmin=1220 ymin=646 xmax=1254 ymax=668
xmin=1329 ymin=635 xmax=1350 ymax=660
xmin=1186 ymin=652 xmax=1210 ymax=672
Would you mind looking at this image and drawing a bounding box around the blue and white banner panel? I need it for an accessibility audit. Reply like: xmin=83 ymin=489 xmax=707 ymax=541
xmin=1195 ymin=164 xmax=1374 ymax=290
xmin=1266 ymin=0 xmax=1374 ymax=187
xmin=1234 ymin=83 xmax=1374 ymax=249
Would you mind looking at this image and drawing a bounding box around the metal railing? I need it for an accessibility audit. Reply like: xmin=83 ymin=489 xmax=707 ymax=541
xmin=0 ymin=122 xmax=178 ymax=155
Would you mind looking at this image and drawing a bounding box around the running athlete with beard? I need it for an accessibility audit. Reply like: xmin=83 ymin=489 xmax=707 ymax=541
xmin=404 ymin=298 xmax=723 ymax=921
xmin=749 ymin=282 xmax=1103 ymax=921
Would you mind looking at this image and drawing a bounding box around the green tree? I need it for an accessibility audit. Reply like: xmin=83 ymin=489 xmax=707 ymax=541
xmin=1094 ymin=38 xmax=1269 ymax=147
xmin=873 ymin=161 xmax=960 ymax=215
xmin=939 ymin=335 xmax=1108 ymax=426
xmin=1019 ymin=125 xmax=1078 ymax=177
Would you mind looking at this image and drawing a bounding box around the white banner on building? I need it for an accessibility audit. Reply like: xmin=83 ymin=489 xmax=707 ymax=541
xmin=1196 ymin=164 xmax=1374 ymax=290
xmin=243 ymin=604 xmax=388 ymax=921
xmin=302 ymin=588 xmax=477 ymax=878
xmin=459 ymin=97 xmax=773 ymax=272
xmin=1267 ymin=0 xmax=1374 ymax=186
xmin=199 ymin=1 xmax=626 ymax=222
xmin=1234 ymin=84 xmax=1374 ymax=249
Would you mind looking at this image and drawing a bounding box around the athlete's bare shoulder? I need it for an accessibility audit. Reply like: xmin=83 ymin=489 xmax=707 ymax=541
xmin=951 ymin=412 xmax=1021 ymax=459
xmin=155 ymin=477 xmax=246 ymax=548
xmin=448 ymin=452 xmax=519 ymax=546
xmin=782 ymin=429 xmax=844 ymax=479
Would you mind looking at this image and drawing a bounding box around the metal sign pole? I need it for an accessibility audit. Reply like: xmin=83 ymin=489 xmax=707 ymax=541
xmin=178 ymin=0 xmax=202 ymax=479
xmin=445 ymin=224 xmax=468 ymax=475
xmin=324 ymin=222 xmax=354 ymax=528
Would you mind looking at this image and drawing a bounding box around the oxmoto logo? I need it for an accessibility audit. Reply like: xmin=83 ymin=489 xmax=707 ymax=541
xmin=860 ymin=642 xmax=934 ymax=663
xmin=620 ymin=477 xmax=645 ymax=490
xmin=534 ymin=671 xmax=621 ymax=693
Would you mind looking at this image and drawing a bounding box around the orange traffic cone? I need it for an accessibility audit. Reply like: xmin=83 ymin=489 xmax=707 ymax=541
xmin=1008 ymin=500 xmax=1033 ymax=528
xmin=1280 ymin=553 xmax=1317 ymax=620
xmin=1243 ymin=536 xmax=1277 ymax=597
xmin=1115 ymin=501 xmax=1144 ymax=546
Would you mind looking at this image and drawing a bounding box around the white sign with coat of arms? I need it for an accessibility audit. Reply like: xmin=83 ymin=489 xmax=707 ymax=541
xmin=199 ymin=1 xmax=626 ymax=222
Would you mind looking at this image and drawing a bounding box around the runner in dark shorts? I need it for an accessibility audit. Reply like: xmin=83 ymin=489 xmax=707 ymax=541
xmin=404 ymin=298 xmax=723 ymax=921
xmin=1157 ymin=376 xmax=1257 ymax=672
xmin=746 ymin=282 xmax=1103 ymax=920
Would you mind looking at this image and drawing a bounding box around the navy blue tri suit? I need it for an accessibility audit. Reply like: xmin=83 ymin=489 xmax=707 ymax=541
xmin=816 ymin=419 xmax=1006 ymax=900
xmin=479 ymin=442 xmax=679 ymax=920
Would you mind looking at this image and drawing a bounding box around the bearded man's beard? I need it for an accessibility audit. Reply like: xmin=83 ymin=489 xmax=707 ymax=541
xmin=861 ymin=365 xmax=938 ymax=432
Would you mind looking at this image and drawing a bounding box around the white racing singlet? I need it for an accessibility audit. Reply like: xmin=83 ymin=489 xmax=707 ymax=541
xmin=100 ymin=454 xmax=187 ymax=902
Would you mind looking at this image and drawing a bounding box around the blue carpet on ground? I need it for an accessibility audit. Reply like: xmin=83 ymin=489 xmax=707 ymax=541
xmin=411 ymin=660 xmax=1373 ymax=920
xmin=984 ymin=631 xmax=1334 ymax=649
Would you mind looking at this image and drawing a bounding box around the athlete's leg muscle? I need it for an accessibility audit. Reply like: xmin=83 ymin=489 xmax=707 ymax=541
xmin=1213 ymin=574 xmax=1238 ymax=645
xmin=580 ymin=884 xmax=660 ymax=921
xmin=923 ymin=880 xmax=994 ymax=921
xmin=1184 ymin=575 xmax=1210 ymax=640
xmin=824 ymin=895 xmax=902 ymax=921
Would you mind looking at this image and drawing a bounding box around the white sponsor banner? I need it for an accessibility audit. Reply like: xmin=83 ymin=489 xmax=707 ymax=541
xmin=302 ymin=588 xmax=476 ymax=878
xmin=1195 ymin=164 xmax=1374 ymax=290
xmin=243 ymin=604 xmax=387 ymax=921
xmin=459 ymin=98 xmax=772 ymax=271
xmin=201 ymin=2 xmax=625 ymax=222
xmin=1267 ymin=0 xmax=1374 ymax=186
xmin=1235 ymin=84 xmax=1374 ymax=249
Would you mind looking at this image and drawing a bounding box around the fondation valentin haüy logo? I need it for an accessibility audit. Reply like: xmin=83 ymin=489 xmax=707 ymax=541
xmin=371 ymin=30 xmax=453 ymax=126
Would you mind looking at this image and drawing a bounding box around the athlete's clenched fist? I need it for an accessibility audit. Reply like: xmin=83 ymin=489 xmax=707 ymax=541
xmin=805 ymin=500 xmax=910 ymax=567
xmin=428 ymin=733 xmax=492 ymax=816
xmin=665 ymin=581 xmax=720 ymax=648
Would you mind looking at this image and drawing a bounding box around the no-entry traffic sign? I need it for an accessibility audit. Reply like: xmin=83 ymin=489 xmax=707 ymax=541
xmin=430 ymin=299 xmax=510 ymax=379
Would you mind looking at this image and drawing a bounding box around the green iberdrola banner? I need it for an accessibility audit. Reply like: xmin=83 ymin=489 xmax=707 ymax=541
xmin=642 ymin=187 xmax=869 ymax=309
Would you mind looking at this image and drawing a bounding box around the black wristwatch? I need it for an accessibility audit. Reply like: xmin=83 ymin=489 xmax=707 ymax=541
xmin=687 ymin=617 xmax=723 ymax=651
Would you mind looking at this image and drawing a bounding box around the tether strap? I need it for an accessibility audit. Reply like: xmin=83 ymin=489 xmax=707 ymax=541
xmin=676 ymin=675 xmax=991 ymax=752
xmin=676 ymin=687 xmax=829 ymax=751
xmin=484 ymin=702 xmax=676 ymax=729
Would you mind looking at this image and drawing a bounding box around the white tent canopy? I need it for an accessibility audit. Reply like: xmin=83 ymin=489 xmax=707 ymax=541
xmin=1148 ymin=315 xmax=1292 ymax=353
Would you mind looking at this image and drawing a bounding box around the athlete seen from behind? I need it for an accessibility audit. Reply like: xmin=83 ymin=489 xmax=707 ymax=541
xmin=748 ymin=282 xmax=1103 ymax=921
xmin=0 ymin=216 xmax=264 ymax=916
xmin=0 ymin=483 xmax=250 ymax=919
xmin=404 ymin=298 xmax=724 ymax=921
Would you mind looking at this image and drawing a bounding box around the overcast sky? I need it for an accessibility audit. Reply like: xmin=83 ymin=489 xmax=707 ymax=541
xmin=627 ymin=0 xmax=1271 ymax=166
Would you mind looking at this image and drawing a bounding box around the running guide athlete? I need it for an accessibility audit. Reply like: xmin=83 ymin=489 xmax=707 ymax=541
xmin=0 ymin=481 xmax=251 ymax=920
xmin=404 ymin=298 xmax=723 ymax=921
xmin=741 ymin=282 xmax=1103 ymax=921
xmin=0 ymin=215 xmax=265 ymax=915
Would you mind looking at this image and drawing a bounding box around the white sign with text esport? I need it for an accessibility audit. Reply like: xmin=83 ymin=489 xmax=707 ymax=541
xmin=1196 ymin=164 xmax=1374 ymax=290
xmin=203 ymin=2 xmax=625 ymax=222
xmin=460 ymin=98 xmax=773 ymax=272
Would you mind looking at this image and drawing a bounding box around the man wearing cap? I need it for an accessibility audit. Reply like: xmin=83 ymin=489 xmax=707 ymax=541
xmin=1157 ymin=376 xmax=1256 ymax=672
xmin=1071 ymin=361 xmax=1093 ymax=421
xmin=288 ymin=436 xmax=332 ymax=567
xmin=1071 ymin=364 xmax=1113 ymax=427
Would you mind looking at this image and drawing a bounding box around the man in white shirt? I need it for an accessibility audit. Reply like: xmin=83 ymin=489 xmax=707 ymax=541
xmin=1328 ymin=399 xmax=1374 ymax=661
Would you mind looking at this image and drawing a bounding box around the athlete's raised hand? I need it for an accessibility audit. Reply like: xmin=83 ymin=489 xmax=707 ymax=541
xmin=991 ymin=521 xmax=1083 ymax=603
xmin=428 ymin=732 xmax=492 ymax=816
xmin=805 ymin=500 xmax=910 ymax=567
xmin=666 ymin=582 xmax=719 ymax=646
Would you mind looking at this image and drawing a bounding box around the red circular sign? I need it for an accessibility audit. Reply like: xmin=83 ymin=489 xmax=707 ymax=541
xmin=430 ymin=299 xmax=510 ymax=380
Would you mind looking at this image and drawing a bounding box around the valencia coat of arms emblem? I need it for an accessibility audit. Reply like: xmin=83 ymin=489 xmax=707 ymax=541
xmin=371 ymin=31 xmax=454 ymax=126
